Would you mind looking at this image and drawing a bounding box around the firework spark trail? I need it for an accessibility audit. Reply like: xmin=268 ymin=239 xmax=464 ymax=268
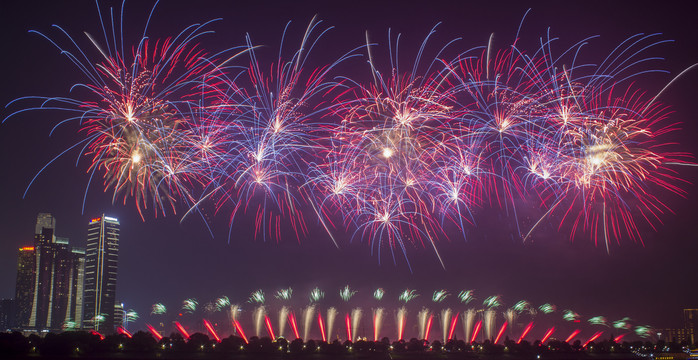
xmin=374 ymin=288 xmax=385 ymax=300
xmin=399 ymin=289 xmax=419 ymax=303
xmin=504 ymin=308 xmax=516 ymax=336
xmin=151 ymin=303 xmax=166 ymax=315
xmin=7 ymin=2 xmax=236 ymax=219
xmin=326 ymin=307 xmax=338 ymax=341
xmin=275 ymin=288 xmax=293 ymax=301
xmin=249 ymin=290 xmax=265 ymax=305
xmin=303 ymin=305 xmax=315 ymax=339
xmin=483 ymin=309 xmax=496 ymax=341
xmin=539 ymin=303 xmax=556 ymax=314
xmin=230 ymin=304 xmax=241 ymax=322
xmin=418 ymin=308 xmax=431 ymax=340
xmin=351 ymin=308 xmax=362 ymax=342
xmin=440 ymin=308 xmax=452 ymax=343
xmin=463 ymin=309 xmax=476 ymax=343
xmin=278 ymin=306 xmax=289 ymax=338
xmin=310 ymin=287 xmax=325 ymax=303
xmin=253 ymin=306 xmax=265 ymax=338
xmin=339 ymin=285 xmax=357 ymax=302
xmin=563 ymin=310 xmax=580 ymax=322
xmin=459 ymin=290 xmax=475 ymax=305
xmin=303 ymin=305 xmax=316 ymax=340
xmin=373 ymin=308 xmax=384 ymax=341
xmin=182 ymin=298 xmax=198 ymax=314
xmin=396 ymin=306 xmax=407 ymax=340
xmin=613 ymin=317 xmax=632 ymax=330
xmin=588 ymin=316 xmax=609 ymax=327
xmin=213 ymin=16 xmax=359 ymax=243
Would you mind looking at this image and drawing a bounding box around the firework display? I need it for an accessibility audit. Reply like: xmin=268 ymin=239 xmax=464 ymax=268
xmin=4 ymin=3 xmax=694 ymax=267
xmin=138 ymin=286 xmax=654 ymax=344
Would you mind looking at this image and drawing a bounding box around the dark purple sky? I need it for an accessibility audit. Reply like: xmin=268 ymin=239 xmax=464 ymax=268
xmin=1 ymin=0 xmax=697 ymax=334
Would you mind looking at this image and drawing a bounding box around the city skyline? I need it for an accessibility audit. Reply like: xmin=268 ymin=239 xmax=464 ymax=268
xmin=0 ymin=0 xmax=697 ymax=338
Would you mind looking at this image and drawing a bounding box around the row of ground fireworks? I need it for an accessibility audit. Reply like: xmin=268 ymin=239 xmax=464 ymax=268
xmin=6 ymin=4 xmax=694 ymax=267
xmin=112 ymin=286 xmax=654 ymax=344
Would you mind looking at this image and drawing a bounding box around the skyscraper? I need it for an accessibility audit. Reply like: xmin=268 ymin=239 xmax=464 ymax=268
xmin=0 ymin=299 xmax=15 ymax=331
xmin=18 ymin=214 xmax=84 ymax=331
xmin=29 ymin=215 xmax=79 ymax=330
xmin=34 ymin=213 xmax=55 ymax=243
xmin=685 ymin=309 xmax=698 ymax=345
xmin=83 ymin=215 xmax=120 ymax=333
xmin=14 ymin=246 xmax=36 ymax=328
xmin=64 ymin=247 xmax=86 ymax=330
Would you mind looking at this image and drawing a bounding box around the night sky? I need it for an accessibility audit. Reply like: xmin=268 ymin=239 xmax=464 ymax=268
xmin=1 ymin=0 xmax=697 ymax=334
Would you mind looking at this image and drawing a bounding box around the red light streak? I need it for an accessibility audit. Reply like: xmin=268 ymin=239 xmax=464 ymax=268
xmin=565 ymin=329 xmax=580 ymax=343
xmin=174 ymin=321 xmax=190 ymax=340
xmin=397 ymin=313 xmax=405 ymax=341
xmin=448 ymin=313 xmax=459 ymax=341
xmin=373 ymin=314 xmax=379 ymax=341
xmin=583 ymin=331 xmax=603 ymax=347
xmin=541 ymin=327 xmax=555 ymax=343
xmin=345 ymin=314 xmax=352 ymax=342
xmin=233 ymin=320 xmax=248 ymax=344
xmin=146 ymin=324 xmax=162 ymax=340
xmin=517 ymin=322 xmax=534 ymax=344
xmin=117 ymin=326 xmax=132 ymax=338
xmin=203 ymin=319 xmax=221 ymax=343
xmin=471 ymin=320 xmax=482 ymax=344
xmin=289 ymin=312 xmax=300 ymax=339
xmin=424 ymin=315 xmax=433 ymax=341
xmin=494 ymin=321 xmax=507 ymax=344
xmin=264 ymin=315 xmax=275 ymax=340
xmin=317 ymin=313 xmax=326 ymax=342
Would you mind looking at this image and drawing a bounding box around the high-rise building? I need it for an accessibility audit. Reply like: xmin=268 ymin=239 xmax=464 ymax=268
xmin=29 ymin=215 xmax=73 ymax=330
xmin=19 ymin=214 xmax=84 ymax=331
xmin=64 ymin=248 xmax=85 ymax=330
xmin=34 ymin=213 xmax=55 ymax=243
xmin=0 ymin=299 xmax=14 ymax=331
xmin=660 ymin=327 xmax=695 ymax=344
xmin=685 ymin=309 xmax=698 ymax=345
xmin=29 ymin=214 xmax=56 ymax=329
xmin=83 ymin=215 xmax=120 ymax=333
xmin=114 ymin=303 xmax=124 ymax=331
xmin=14 ymin=246 xmax=36 ymax=328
